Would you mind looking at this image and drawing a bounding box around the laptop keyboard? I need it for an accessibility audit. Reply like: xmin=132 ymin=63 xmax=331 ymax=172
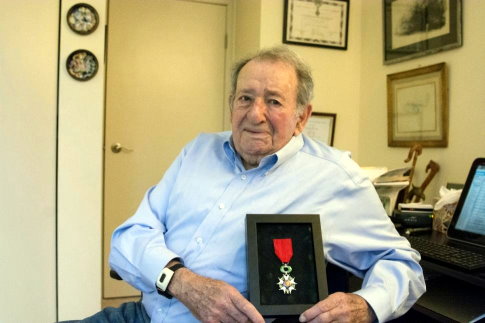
xmin=407 ymin=235 xmax=485 ymax=271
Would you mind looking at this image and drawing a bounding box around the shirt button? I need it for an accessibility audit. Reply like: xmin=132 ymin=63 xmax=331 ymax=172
xmin=196 ymin=237 xmax=203 ymax=244
xmin=241 ymin=174 xmax=247 ymax=180
xmin=219 ymin=203 xmax=225 ymax=209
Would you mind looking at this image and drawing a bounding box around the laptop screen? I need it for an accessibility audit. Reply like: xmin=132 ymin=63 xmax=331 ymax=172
xmin=447 ymin=158 xmax=485 ymax=247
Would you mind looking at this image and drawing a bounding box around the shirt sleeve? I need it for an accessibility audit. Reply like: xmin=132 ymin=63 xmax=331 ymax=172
xmin=108 ymin=147 xmax=186 ymax=293
xmin=323 ymin=156 xmax=426 ymax=322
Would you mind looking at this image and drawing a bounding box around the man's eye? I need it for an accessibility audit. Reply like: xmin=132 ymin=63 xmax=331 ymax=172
xmin=268 ymin=99 xmax=281 ymax=106
xmin=238 ymin=96 xmax=252 ymax=103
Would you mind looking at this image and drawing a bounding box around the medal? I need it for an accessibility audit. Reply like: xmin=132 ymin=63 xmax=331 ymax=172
xmin=273 ymin=238 xmax=297 ymax=294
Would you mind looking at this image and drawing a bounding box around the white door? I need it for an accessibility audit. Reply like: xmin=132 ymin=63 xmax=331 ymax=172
xmin=104 ymin=0 xmax=228 ymax=298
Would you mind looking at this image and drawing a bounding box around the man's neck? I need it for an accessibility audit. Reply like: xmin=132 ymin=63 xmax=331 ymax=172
xmin=242 ymin=159 xmax=259 ymax=170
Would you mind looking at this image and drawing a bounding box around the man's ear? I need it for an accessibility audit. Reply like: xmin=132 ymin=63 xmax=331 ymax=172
xmin=294 ymin=104 xmax=312 ymax=136
xmin=228 ymin=95 xmax=234 ymax=117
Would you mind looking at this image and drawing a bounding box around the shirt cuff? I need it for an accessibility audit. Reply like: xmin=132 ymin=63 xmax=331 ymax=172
xmin=353 ymin=286 xmax=391 ymax=323
xmin=143 ymin=250 xmax=181 ymax=289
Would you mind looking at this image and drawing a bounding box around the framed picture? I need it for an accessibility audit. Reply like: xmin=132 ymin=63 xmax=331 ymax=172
xmin=246 ymin=214 xmax=328 ymax=317
xmin=303 ymin=112 xmax=336 ymax=146
xmin=383 ymin=0 xmax=462 ymax=64
xmin=283 ymin=0 xmax=349 ymax=49
xmin=387 ymin=62 xmax=448 ymax=147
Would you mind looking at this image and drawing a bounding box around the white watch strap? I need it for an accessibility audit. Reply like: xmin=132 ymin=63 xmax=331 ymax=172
xmin=156 ymin=266 xmax=175 ymax=292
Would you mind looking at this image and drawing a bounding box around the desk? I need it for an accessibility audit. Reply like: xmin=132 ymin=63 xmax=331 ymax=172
xmin=414 ymin=273 xmax=484 ymax=322
xmin=405 ymin=231 xmax=485 ymax=322
xmin=347 ymin=231 xmax=485 ymax=322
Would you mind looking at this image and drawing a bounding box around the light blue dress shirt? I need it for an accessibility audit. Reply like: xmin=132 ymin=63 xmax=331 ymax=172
xmin=110 ymin=132 xmax=425 ymax=323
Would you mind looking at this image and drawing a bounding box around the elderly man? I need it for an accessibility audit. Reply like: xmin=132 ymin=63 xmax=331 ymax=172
xmin=101 ymin=46 xmax=425 ymax=323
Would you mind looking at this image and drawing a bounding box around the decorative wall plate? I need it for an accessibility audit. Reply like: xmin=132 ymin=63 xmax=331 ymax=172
xmin=67 ymin=3 xmax=99 ymax=35
xmin=66 ymin=49 xmax=98 ymax=81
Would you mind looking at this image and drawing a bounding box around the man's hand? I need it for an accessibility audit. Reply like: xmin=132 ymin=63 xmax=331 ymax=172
xmin=299 ymin=292 xmax=376 ymax=323
xmin=168 ymin=268 xmax=264 ymax=323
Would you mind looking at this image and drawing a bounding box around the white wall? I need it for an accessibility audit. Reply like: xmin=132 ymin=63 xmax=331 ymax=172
xmin=1 ymin=0 xmax=107 ymax=321
xmin=57 ymin=0 xmax=106 ymax=320
xmin=358 ymin=1 xmax=485 ymax=201
xmin=0 ymin=1 xmax=58 ymax=322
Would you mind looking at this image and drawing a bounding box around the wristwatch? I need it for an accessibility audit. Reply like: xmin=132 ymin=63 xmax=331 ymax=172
xmin=156 ymin=263 xmax=185 ymax=298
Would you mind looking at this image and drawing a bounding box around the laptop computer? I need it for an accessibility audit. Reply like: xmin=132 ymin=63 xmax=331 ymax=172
xmin=406 ymin=158 xmax=485 ymax=272
xmin=447 ymin=157 xmax=485 ymax=248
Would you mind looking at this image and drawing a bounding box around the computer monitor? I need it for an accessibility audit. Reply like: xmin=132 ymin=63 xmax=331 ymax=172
xmin=447 ymin=158 xmax=485 ymax=247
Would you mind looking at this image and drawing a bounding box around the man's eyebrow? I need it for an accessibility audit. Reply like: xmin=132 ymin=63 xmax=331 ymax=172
xmin=265 ymin=89 xmax=285 ymax=99
xmin=236 ymin=88 xmax=256 ymax=95
xmin=235 ymin=88 xmax=286 ymax=99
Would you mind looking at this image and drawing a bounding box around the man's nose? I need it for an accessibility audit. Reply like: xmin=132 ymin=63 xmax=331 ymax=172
xmin=247 ymin=98 xmax=266 ymax=122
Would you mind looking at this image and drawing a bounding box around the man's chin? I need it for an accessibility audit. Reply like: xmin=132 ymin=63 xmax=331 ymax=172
xmin=241 ymin=144 xmax=272 ymax=156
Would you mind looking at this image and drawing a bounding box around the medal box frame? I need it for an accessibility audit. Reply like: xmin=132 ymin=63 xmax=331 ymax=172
xmin=246 ymin=214 xmax=328 ymax=317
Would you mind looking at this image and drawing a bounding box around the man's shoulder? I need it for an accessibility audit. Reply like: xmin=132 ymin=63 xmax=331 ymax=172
xmin=187 ymin=131 xmax=231 ymax=148
xmin=300 ymin=135 xmax=348 ymax=163
xmin=300 ymin=135 xmax=365 ymax=183
xmin=181 ymin=131 xmax=231 ymax=158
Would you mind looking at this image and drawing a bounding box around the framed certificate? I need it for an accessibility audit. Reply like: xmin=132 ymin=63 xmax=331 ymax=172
xmin=246 ymin=214 xmax=328 ymax=317
xmin=283 ymin=0 xmax=349 ymax=49
xmin=303 ymin=112 xmax=336 ymax=146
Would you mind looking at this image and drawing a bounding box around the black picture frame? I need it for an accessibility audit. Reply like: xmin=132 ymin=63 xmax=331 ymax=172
xmin=383 ymin=0 xmax=462 ymax=65
xmin=66 ymin=49 xmax=99 ymax=81
xmin=66 ymin=3 xmax=99 ymax=35
xmin=246 ymin=214 xmax=328 ymax=318
xmin=283 ymin=0 xmax=349 ymax=50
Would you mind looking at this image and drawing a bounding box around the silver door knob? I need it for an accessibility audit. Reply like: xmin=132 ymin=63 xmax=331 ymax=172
xmin=111 ymin=143 xmax=133 ymax=153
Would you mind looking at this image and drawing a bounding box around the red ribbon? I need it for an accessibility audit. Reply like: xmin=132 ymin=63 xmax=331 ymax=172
xmin=273 ymin=238 xmax=293 ymax=263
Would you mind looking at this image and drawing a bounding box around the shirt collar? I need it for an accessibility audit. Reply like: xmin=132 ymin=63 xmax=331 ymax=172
xmin=223 ymin=134 xmax=304 ymax=172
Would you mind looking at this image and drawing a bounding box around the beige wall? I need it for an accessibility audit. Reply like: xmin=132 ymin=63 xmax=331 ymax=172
xmin=2 ymin=1 xmax=485 ymax=321
xmin=0 ymin=1 xmax=58 ymax=322
xmin=235 ymin=0 xmax=363 ymax=158
xmin=237 ymin=0 xmax=485 ymax=202
xmin=359 ymin=1 xmax=485 ymax=202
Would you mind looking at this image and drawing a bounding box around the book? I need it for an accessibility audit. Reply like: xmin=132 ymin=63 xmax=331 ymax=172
xmin=398 ymin=202 xmax=433 ymax=213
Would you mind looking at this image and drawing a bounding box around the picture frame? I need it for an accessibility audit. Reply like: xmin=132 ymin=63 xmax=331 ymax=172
xmin=283 ymin=0 xmax=349 ymax=50
xmin=387 ymin=62 xmax=448 ymax=147
xmin=383 ymin=0 xmax=462 ymax=65
xmin=246 ymin=214 xmax=328 ymax=317
xmin=66 ymin=3 xmax=99 ymax=35
xmin=66 ymin=49 xmax=99 ymax=81
xmin=303 ymin=112 xmax=336 ymax=146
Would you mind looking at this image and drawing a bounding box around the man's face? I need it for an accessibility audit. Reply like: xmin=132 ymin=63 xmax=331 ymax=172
xmin=231 ymin=59 xmax=311 ymax=169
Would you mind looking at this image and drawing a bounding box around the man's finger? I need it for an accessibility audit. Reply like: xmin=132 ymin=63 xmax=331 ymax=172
xmin=231 ymin=293 xmax=265 ymax=323
xmin=299 ymin=294 xmax=341 ymax=322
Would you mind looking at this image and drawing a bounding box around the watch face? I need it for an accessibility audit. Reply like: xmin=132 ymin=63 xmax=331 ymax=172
xmin=66 ymin=49 xmax=99 ymax=81
xmin=67 ymin=3 xmax=99 ymax=35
